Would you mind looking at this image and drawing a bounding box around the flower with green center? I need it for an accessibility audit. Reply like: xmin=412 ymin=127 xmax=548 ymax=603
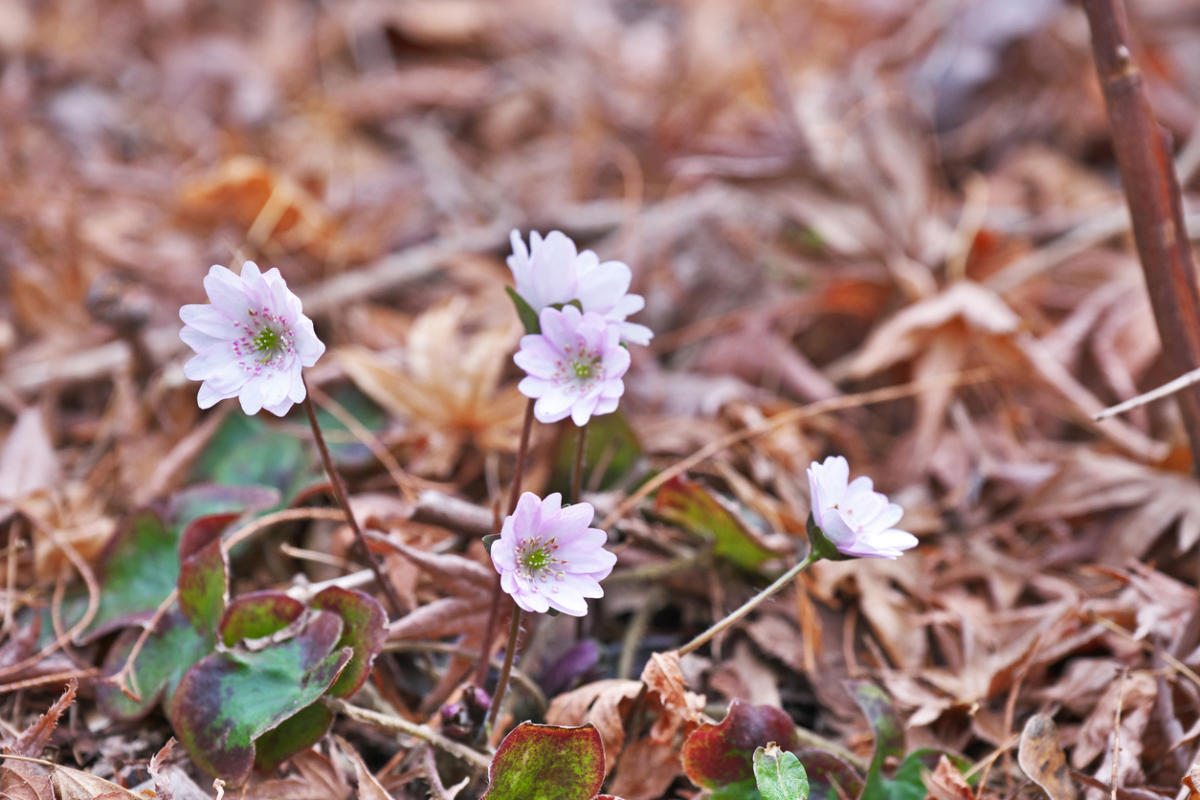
xmin=807 ymin=456 xmax=917 ymax=559
xmin=513 ymin=305 xmax=630 ymax=426
xmin=179 ymin=261 xmax=325 ymax=416
xmin=490 ymin=492 xmax=616 ymax=616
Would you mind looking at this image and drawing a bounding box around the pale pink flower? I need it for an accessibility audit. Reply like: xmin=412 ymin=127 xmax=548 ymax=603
xmin=807 ymin=456 xmax=917 ymax=559
xmin=490 ymin=492 xmax=616 ymax=616
xmin=179 ymin=262 xmax=325 ymax=416
xmin=514 ymin=305 xmax=630 ymax=426
xmin=507 ymin=229 xmax=653 ymax=346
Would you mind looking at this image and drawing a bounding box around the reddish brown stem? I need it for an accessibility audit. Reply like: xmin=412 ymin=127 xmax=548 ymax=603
xmin=473 ymin=398 xmax=536 ymax=687
xmin=1082 ymin=0 xmax=1200 ymax=472
xmin=302 ymin=382 xmax=404 ymax=617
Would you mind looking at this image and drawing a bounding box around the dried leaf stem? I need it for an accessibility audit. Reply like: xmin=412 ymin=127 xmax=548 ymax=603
xmin=323 ymin=696 xmax=491 ymax=772
xmin=1082 ymin=0 xmax=1200 ymax=471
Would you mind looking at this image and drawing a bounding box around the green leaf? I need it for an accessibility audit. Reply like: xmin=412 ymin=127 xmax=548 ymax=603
xmin=166 ymin=484 xmax=280 ymax=532
xmin=96 ymin=609 xmax=210 ymax=720
xmin=252 ymin=703 xmax=335 ymax=774
xmin=75 ymin=510 xmax=182 ymax=642
xmin=219 ymin=591 xmax=306 ymax=647
xmin=682 ymin=700 xmax=800 ymax=790
xmin=655 ymin=477 xmax=780 ymax=571
xmin=796 ymin=749 xmax=863 ymax=800
xmin=848 ymin=681 xmax=905 ymax=773
xmin=506 ymin=287 xmax=541 ymax=334
xmin=177 ymin=513 xmax=233 ymax=633
xmin=189 ymin=413 xmax=324 ymax=507
xmin=709 ymin=779 xmax=762 ymax=800
xmin=550 ymin=411 xmax=643 ymax=494
xmin=169 ymin=610 xmax=351 ymax=783
xmin=755 ymin=745 xmax=809 ymax=800
xmin=481 ymin=723 xmax=606 ymax=800
xmin=309 ymin=586 xmax=386 ymax=697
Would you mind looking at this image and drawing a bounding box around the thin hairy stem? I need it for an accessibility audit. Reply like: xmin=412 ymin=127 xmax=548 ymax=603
xmin=678 ymin=552 xmax=818 ymax=657
xmin=302 ymin=379 xmax=403 ymax=616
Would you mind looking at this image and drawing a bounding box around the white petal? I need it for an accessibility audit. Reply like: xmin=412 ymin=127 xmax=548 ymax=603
xmin=202 ymin=265 xmax=250 ymax=315
xmin=533 ymin=391 xmax=573 ymax=423
xmin=180 ymin=304 xmax=236 ymax=339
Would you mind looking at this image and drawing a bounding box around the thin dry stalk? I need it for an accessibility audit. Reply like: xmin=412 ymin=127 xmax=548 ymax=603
xmin=1082 ymin=0 xmax=1200 ymax=472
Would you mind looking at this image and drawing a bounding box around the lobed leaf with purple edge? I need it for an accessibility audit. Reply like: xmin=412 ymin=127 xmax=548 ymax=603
xmin=481 ymin=723 xmax=611 ymax=800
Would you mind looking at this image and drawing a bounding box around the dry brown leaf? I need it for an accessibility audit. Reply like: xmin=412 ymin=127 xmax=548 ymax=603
xmin=337 ymin=299 xmax=525 ymax=476
xmin=1072 ymin=671 xmax=1156 ymax=789
xmin=1019 ymin=714 xmax=1077 ymax=800
xmin=335 ymin=736 xmax=394 ymax=800
xmin=926 ymin=754 xmax=977 ymax=800
xmin=251 ymin=748 xmax=351 ymax=800
xmin=51 ymin=766 xmax=146 ymax=799
xmin=177 ymin=155 xmax=336 ymax=258
xmin=1020 ymin=452 xmax=1200 ymax=558
xmin=0 ymin=408 xmax=60 ymax=520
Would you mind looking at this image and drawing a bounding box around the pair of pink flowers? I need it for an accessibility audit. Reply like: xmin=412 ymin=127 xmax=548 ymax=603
xmin=507 ymin=230 xmax=651 ymax=428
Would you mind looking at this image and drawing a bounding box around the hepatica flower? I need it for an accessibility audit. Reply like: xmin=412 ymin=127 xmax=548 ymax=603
xmin=514 ymin=305 xmax=630 ymax=426
xmin=490 ymin=492 xmax=616 ymax=616
xmin=806 ymin=456 xmax=917 ymax=559
xmin=179 ymin=262 xmax=325 ymax=416
xmin=508 ymin=229 xmax=652 ymax=346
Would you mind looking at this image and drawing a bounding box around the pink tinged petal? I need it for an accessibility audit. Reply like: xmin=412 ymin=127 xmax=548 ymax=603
xmin=559 ymin=573 xmax=605 ymax=599
xmin=180 ymin=304 xmax=237 ymax=338
xmin=180 ymin=325 xmax=224 ymax=353
xmin=562 ymin=548 xmax=616 ymax=573
xmin=545 ymin=589 xmax=589 ymax=617
xmin=237 ymin=378 xmax=266 ymax=415
xmin=202 ymin=265 xmax=251 ymax=315
xmin=534 ymin=391 xmax=574 ymax=423
xmin=261 ymin=396 xmax=296 ymax=417
xmin=577 ymin=260 xmax=632 ymax=313
xmin=611 ymin=292 xmax=646 ymax=317
xmin=593 ymin=396 xmax=620 ymax=417
xmin=868 ymin=528 xmax=918 ymax=551
xmin=601 ymin=345 xmax=631 ymax=377
xmin=538 ymin=306 xmax=580 ymax=350
xmin=514 ymin=337 xmax=561 ymax=377
xmin=491 ymin=538 xmax=516 ymax=572
xmin=196 ymin=382 xmax=231 ymax=409
xmin=518 ymin=376 xmax=552 ymax=398
xmin=512 ymin=493 xmax=544 ymax=542
xmin=619 ymin=321 xmax=653 ymax=346
xmin=294 ymin=321 xmax=325 ymax=366
xmin=287 ymin=368 xmax=306 ymax=405
xmin=539 ymin=493 xmax=564 ymax=519
xmin=533 ymin=231 xmax=580 ymax=307
xmin=570 ymin=394 xmax=600 ymax=426
xmin=554 ymin=525 xmax=606 ymax=555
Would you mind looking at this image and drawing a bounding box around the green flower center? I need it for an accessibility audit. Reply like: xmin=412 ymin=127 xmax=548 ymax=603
xmin=573 ymin=361 xmax=593 ymax=379
xmin=253 ymin=327 xmax=281 ymax=353
xmin=522 ymin=547 xmax=551 ymax=572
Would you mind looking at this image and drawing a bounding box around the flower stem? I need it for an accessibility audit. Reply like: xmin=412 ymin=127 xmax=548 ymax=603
xmin=301 ymin=381 xmax=404 ymax=617
xmin=507 ymin=398 xmax=536 ymax=514
xmin=571 ymin=423 xmax=588 ymax=504
xmin=677 ymin=552 xmax=819 ymax=657
xmin=485 ymin=601 xmax=522 ymax=733
xmin=474 ymin=397 xmax=536 ymax=687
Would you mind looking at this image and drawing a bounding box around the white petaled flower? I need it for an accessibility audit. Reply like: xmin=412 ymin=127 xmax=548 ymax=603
xmin=806 ymin=456 xmax=918 ymax=559
xmin=179 ymin=262 xmax=325 ymax=416
xmin=507 ymin=229 xmax=653 ymax=346
xmin=490 ymin=492 xmax=616 ymax=616
xmin=514 ymin=305 xmax=630 ymax=426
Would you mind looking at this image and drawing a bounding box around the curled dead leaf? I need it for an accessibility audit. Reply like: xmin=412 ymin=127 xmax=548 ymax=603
xmin=1018 ymin=713 xmax=1076 ymax=800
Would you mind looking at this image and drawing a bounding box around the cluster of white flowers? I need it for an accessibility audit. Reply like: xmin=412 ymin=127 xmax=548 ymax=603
xmin=179 ymin=240 xmax=915 ymax=627
xmin=507 ymin=230 xmax=651 ymax=427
